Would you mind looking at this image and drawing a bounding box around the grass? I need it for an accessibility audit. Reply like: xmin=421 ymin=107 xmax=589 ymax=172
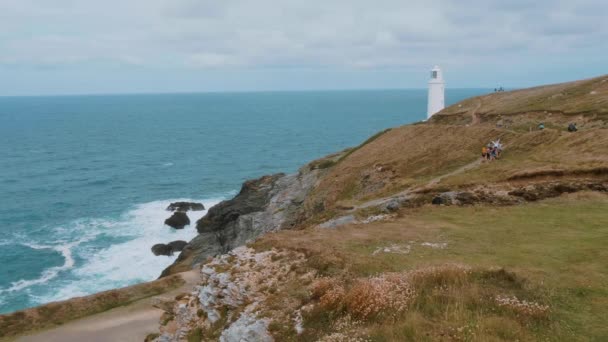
xmin=305 ymin=124 xmax=509 ymax=213
xmin=300 ymin=76 xmax=608 ymax=226
xmin=253 ymin=192 xmax=608 ymax=340
xmin=437 ymin=74 xmax=608 ymax=119
xmin=440 ymin=128 xmax=608 ymax=186
xmin=336 ymin=128 xmax=392 ymax=163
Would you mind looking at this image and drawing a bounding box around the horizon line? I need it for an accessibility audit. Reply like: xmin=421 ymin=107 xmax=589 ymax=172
xmin=0 ymin=86 xmax=500 ymax=99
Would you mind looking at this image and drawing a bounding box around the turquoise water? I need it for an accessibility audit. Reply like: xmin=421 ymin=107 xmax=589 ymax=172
xmin=0 ymin=89 xmax=487 ymax=313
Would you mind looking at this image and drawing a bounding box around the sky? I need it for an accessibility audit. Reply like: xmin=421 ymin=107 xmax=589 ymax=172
xmin=0 ymin=0 xmax=606 ymax=96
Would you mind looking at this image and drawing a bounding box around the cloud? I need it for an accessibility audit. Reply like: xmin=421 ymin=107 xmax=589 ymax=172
xmin=0 ymin=0 xmax=606 ymax=93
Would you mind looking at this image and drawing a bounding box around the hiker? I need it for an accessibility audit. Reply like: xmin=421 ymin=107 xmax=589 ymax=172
xmin=491 ymin=147 xmax=498 ymax=160
xmin=538 ymin=122 xmax=545 ymax=130
xmin=481 ymin=146 xmax=488 ymax=161
xmin=568 ymin=123 xmax=578 ymax=132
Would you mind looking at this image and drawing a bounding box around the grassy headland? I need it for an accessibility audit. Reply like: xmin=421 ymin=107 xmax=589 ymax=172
xmin=253 ymin=192 xmax=608 ymax=340
xmin=2 ymin=75 xmax=607 ymax=341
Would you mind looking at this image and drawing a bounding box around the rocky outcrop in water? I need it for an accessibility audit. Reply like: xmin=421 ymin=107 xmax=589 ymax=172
xmin=166 ymin=202 xmax=205 ymax=212
xmin=167 ymin=240 xmax=188 ymax=252
xmin=152 ymin=244 xmax=173 ymax=256
xmin=151 ymin=240 xmax=188 ymax=256
xmin=164 ymin=212 xmax=190 ymax=229
xmin=160 ymin=163 xmax=326 ymax=277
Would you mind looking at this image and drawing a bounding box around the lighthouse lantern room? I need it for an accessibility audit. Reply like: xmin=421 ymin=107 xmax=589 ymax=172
xmin=427 ymin=65 xmax=445 ymax=119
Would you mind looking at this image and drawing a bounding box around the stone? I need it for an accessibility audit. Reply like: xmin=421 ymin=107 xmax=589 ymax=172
xmin=165 ymin=212 xmax=190 ymax=229
xmin=432 ymin=196 xmax=445 ymax=205
xmin=166 ymin=202 xmax=205 ymax=212
xmin=382 ymin=197 xmax=407 ymax=212
xmin=161 ymin=164 xmax=327 ymax=277
xmin=152 ymin=244 xmax=173 ymax=256
xmin=220 ymin=313 xmax=273 ymax=342
xmin=168 ymin=240 xmax=188 ymax=252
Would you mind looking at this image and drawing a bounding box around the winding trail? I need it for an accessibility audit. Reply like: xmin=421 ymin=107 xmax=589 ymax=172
xmin=470 ymin=100 xmax=482 ymax=125
xmin=353 ymin=157 xmax=484 ymax=211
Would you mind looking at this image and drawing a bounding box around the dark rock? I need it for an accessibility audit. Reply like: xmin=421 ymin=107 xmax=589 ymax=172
xmin=164 ymin=212 xmax=190 ymax=229
xmin=508 ymin=189 xmax=526 ymax=197
xmin=552 ymin=184 xmax=578 ymax=194
xmin=152 ymin=244 xmax=173 ymax=256
xmin=152 ymin=241 xmax=188 ymax=257
xmin=167 ymin=240 xmax=188 ymax=252
xmin=166 ymin=202 xmax=205 ymax=212
xmin=196 ymin=174 xmax=286 ymax=234
xmin=161 ymin=167 xmax=325 ymax=277
xmin=432 ymin=196 xmax=445 ymax=205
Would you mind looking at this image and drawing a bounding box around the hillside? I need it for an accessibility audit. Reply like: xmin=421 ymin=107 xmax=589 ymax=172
xmin=432 ymin=74 xmax=608 ymax=126
xmin=2 ymin=75 xmax=607 ymax=341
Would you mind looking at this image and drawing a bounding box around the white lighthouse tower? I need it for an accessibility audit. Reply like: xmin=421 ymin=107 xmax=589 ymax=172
xmin=427 ymin=65 xmax=445 ymax=119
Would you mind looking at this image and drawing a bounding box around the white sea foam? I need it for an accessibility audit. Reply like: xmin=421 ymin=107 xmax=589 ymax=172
xmin=0 ymin=239 xmax=85 ymax=294
xmin=32 ymin=197 xmax=222 ymax=304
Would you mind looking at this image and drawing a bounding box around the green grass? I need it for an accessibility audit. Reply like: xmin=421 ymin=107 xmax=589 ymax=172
xmin=255 ymin=193 xmax=608 ymax=340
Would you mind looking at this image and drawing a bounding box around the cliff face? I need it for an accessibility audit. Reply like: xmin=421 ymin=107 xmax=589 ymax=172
xmin=160 ymin=160 xmax=331 ymax=277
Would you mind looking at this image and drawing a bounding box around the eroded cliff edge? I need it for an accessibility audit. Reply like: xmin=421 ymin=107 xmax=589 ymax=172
xmin=159 ymin=153 xmax=339 ymax=277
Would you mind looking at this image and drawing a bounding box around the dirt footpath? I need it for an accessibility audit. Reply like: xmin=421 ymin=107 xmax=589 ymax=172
xmin=17 ymin=270 xmax=200 ymax=342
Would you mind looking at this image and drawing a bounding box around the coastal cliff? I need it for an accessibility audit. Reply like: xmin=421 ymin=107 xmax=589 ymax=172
xmin=159 ymin=152 xmax=342 ymax=277
xmin=2 ymin=75 xmax=608 ymax=341
xmin=148 ymin=74 xmax=608 ymax=341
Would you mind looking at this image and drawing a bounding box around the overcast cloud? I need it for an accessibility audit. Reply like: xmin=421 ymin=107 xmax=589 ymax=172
xmin=0 ymin=0 xmax=606 ymax=95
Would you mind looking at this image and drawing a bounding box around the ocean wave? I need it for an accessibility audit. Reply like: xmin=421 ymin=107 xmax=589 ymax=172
xmin=32 ymin=197 xmax=223 ymax=304
xmin=0 ymin=238 xmax=87 ymax=294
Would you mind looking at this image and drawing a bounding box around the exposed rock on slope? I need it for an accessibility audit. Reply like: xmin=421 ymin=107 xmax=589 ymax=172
xmin=160 ymin=158 xmax=331 ymax=276
xmin=154 ymin=247 xmax=308 ymax=342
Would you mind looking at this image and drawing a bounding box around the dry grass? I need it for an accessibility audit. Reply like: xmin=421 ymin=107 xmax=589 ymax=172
xmin=253 ymin=193 xmax=608 ymax=340
xmin=304 ymin=124 xmax=511 ymax=211
xmin=440 ymin=128 xmax=608 ymax=186
xmin=436 ymin=74 xmax=608 ymax=120
xmin=298 ymin=75 xmax=608 ymax=223
xmin=303 ymin=121 xmax=607 ymax=224
xmin=343 ymin=273 xmax=414 ymax=320
xmin=301 ymin=265 xmax=550 ymax=341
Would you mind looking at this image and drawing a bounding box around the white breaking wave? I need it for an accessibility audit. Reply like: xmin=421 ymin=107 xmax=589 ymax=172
xmin=32 ymin=197 xmax=222 ymax=304
xmin=0 ymin=239 xmax=85 ymax=294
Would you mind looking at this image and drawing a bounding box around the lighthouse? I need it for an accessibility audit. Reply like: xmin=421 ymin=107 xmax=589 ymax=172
xmin=427 ymin=65 xmax=445 ymax=119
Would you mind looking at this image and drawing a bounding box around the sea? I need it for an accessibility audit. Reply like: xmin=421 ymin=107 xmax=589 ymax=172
xmin=0 ymin=89 xmax=487 ymax=314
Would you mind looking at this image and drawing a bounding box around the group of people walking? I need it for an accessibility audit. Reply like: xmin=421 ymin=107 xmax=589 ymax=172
xmin=481 ymin=139 xmax=502 ymax=161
